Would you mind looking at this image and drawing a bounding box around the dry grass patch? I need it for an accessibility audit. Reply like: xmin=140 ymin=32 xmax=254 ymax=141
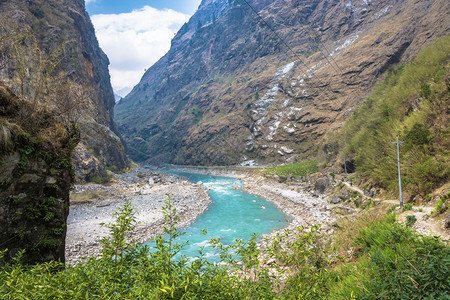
xmin=70 ymin=190 xmax=111 ymax=204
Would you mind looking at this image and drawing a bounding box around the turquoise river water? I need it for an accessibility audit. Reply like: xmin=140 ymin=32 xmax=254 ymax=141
xmin=146 ymin=171 xmax=290 ymax=261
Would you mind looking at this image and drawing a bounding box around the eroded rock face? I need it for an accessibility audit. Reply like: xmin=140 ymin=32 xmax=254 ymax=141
xmin=72 ymin=144 xmax=106 ymax=182
xmin=444 ymin=213 xmax=450 ymax=229
xmin=0 ymin=0 xmax=128 ymax=180
xmin=115 ymin=0 xmax=450 ymax=166
xmin=0 ymin=85 xmax=78 ymax=264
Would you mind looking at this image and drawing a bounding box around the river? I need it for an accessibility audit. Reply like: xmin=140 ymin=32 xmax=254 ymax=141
xmin=146 ymin=171 xmax=290 ymax=260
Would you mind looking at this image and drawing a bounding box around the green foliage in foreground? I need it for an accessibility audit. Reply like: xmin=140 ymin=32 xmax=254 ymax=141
xmin=1 ymin=200 xmax=448 ymax=299
xmin=262 ymin=159 xmax=319 ymax=178
xmin=341 ymin=36 xmax=450 ymax=197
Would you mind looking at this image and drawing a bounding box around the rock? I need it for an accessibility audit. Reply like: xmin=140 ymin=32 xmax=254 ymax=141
xmin=0 ymin=0 xmax=128 ymax=177
xmin=444 ymin=213 xmax=450 ymax=229
xmin=72 ymin=144 xmax=107 ymax=182
xmin=0 ymin=85 xmax=78 ymax=265
xmin=278 ymin=176 xmax=288 ymax=183
xmin=330 ymin=196 xmax=341 ymax=204
xmin=314 ymin=177 xmax=330 ymax=194
xmin=115 ymin=0 xmax=449 ymax=167
xmin=338 ymin=190 xmax=350 ymax=200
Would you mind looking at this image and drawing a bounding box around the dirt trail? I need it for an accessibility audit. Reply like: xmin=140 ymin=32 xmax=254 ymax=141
xmin=343 ymin=182 xmax=449 ymax=240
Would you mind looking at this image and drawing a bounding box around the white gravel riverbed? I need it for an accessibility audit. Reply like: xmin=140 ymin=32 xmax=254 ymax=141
xmin=65 ymin=168 xmax=211 ymax=265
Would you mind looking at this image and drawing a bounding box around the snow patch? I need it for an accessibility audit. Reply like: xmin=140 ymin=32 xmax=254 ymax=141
xmin=371 ymin=5 xmax=393 ymax=21
xmin=276 ymin=61 xmax=296 ymax=78
xmin=241 ymin=159 xmax=256 ymax=167
xmin=283 ymin=125 xmax=296 ymax=134
xmin=280 ymin=146 xmax=294 ymax=154
xmin=266 ymin=120 xmax=281 ymax=141
xmin=329 ymin=33 xmax=359 ymax=56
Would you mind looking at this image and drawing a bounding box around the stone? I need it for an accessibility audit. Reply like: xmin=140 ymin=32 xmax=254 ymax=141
xmin=330 ymin=196 xmax=341 ymax=204
xmin=45 ymin=177 xmax=57 ymax=185
xmin=314 ymin=177 xmax=330 ymax=194
xmin=0 ymin=152 xmax=20 ymax=183
xmin=278 ymin=176 xmax=288 ymax=183
xmin=444 ymin=213 xmax=450 ymax=229
xmin=339 ymin=190 xmax=350 ymax=200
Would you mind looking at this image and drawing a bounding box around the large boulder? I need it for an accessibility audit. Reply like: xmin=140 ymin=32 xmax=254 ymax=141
xmin=315 ymin=177 xmax=330 ymax=194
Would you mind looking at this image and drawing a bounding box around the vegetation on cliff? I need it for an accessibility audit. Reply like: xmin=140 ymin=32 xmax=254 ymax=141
xmin=0 ymin=84 xmax=79 ymax=264
xmin=1 ymin=200 xmax=448 ymax=298
xmin=336 ymin=36 xmax=449 ymax=200
xmin=0 ymin=0 xmax=128 ymax=181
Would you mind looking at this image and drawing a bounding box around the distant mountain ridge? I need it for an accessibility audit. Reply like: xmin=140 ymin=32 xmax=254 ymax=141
xmin=115 ymin=0 xmax=450 ymax=166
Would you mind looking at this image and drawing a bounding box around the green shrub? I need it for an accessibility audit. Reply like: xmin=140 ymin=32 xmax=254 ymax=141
xmin=432 ymin=193 xmax=449 ymax=216
xmin=88 ymin=174 xmax=112 ymax=184
xmin=1 ymin=199 xmax=448 ymax=299
xmin=332 ymin=216 xmax=450 ymax=299
xmin=405 ymin=215 xmax=417 ymax=227
xmin=403 ymin=202 xmax=413 ymax=211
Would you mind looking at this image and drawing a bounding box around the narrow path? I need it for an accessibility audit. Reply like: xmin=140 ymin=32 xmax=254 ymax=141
xmin=343 ymin=182 xmax=397 ymax=204
xmin=342 ymin=182 xmax=449 ymax=240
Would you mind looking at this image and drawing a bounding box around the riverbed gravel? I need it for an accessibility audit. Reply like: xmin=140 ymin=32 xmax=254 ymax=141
xmin=65 ymin=168 xmax=211 ymax=265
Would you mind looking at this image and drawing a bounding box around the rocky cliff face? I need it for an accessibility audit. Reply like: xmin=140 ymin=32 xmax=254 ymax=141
xmin=0 ymin=0 xmax=128 ymax=180
xmin=0 ymin=84 xmax=78 ymax=264
xmin=115 ymin=0 xmax=449 ymax=166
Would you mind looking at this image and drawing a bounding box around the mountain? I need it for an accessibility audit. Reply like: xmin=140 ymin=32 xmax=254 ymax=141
xmin=114 ymin=93 xmax=123 ymax=103
xmin=0 ymin=0 xmax=128 ymax=181
xmin=0 ymin=0 xmax=128 ymax=264
xmin=115 ymin=0 xmax=449 ymax=166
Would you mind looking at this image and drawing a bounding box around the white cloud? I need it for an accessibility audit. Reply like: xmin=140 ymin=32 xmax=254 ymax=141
xmin=91 ymin=6 xmax=190 ymax=97
xmin=85 ymin=0 xmax=96 ymax=4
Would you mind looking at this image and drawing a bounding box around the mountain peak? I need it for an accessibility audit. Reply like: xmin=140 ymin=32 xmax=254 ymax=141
xmin=115 ymin=0 xmax=450 ymax=166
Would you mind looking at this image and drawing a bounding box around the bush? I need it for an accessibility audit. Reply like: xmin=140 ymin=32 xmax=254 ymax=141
xmin=406 ymin=215 xmax=417 ymax=227
xmin=432 ymin=192 xmax=449 ymax=216
xmin=1 ymin=200 xmax=448 ymax=299
xmin=403 ymin=202 xmax=413 ymax=211
xmin=333 ymin=216 xmax=450 ymax=299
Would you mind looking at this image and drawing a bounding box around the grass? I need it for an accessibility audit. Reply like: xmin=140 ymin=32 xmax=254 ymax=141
xmin=260 ymin=159 xmax=318 ymax=177
xmin=338 ymin=36 xmax=450 ymax=198
xmin=70 ymin=190 xmax=110 ymax=203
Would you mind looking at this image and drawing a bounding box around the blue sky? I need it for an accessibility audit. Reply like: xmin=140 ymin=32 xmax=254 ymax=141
xmin=85 ymin=0 xmax=202 ymax=97
xmin=86 ymin=0 xmax=201 ymax=15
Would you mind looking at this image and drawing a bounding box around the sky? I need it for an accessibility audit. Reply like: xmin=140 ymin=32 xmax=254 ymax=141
xmin=86 ymin=0 xmax=202 ymax=97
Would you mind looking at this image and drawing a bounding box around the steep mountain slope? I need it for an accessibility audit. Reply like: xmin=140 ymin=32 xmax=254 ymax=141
xmin=0 ymin=0 xmax=128 ymax=180
xmin=115 ymin=0 xmax=449 ymax=166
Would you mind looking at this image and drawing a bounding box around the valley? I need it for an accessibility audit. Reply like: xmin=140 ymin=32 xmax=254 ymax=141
xmin=0 ymin=0 xmax=448 ymax=298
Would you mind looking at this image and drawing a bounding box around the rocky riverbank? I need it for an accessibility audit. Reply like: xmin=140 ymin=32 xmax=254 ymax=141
xmin=65 ymin=167 xmax=211 ymax=265
xmin=242 ymin=175 xmax=336 ymax=234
